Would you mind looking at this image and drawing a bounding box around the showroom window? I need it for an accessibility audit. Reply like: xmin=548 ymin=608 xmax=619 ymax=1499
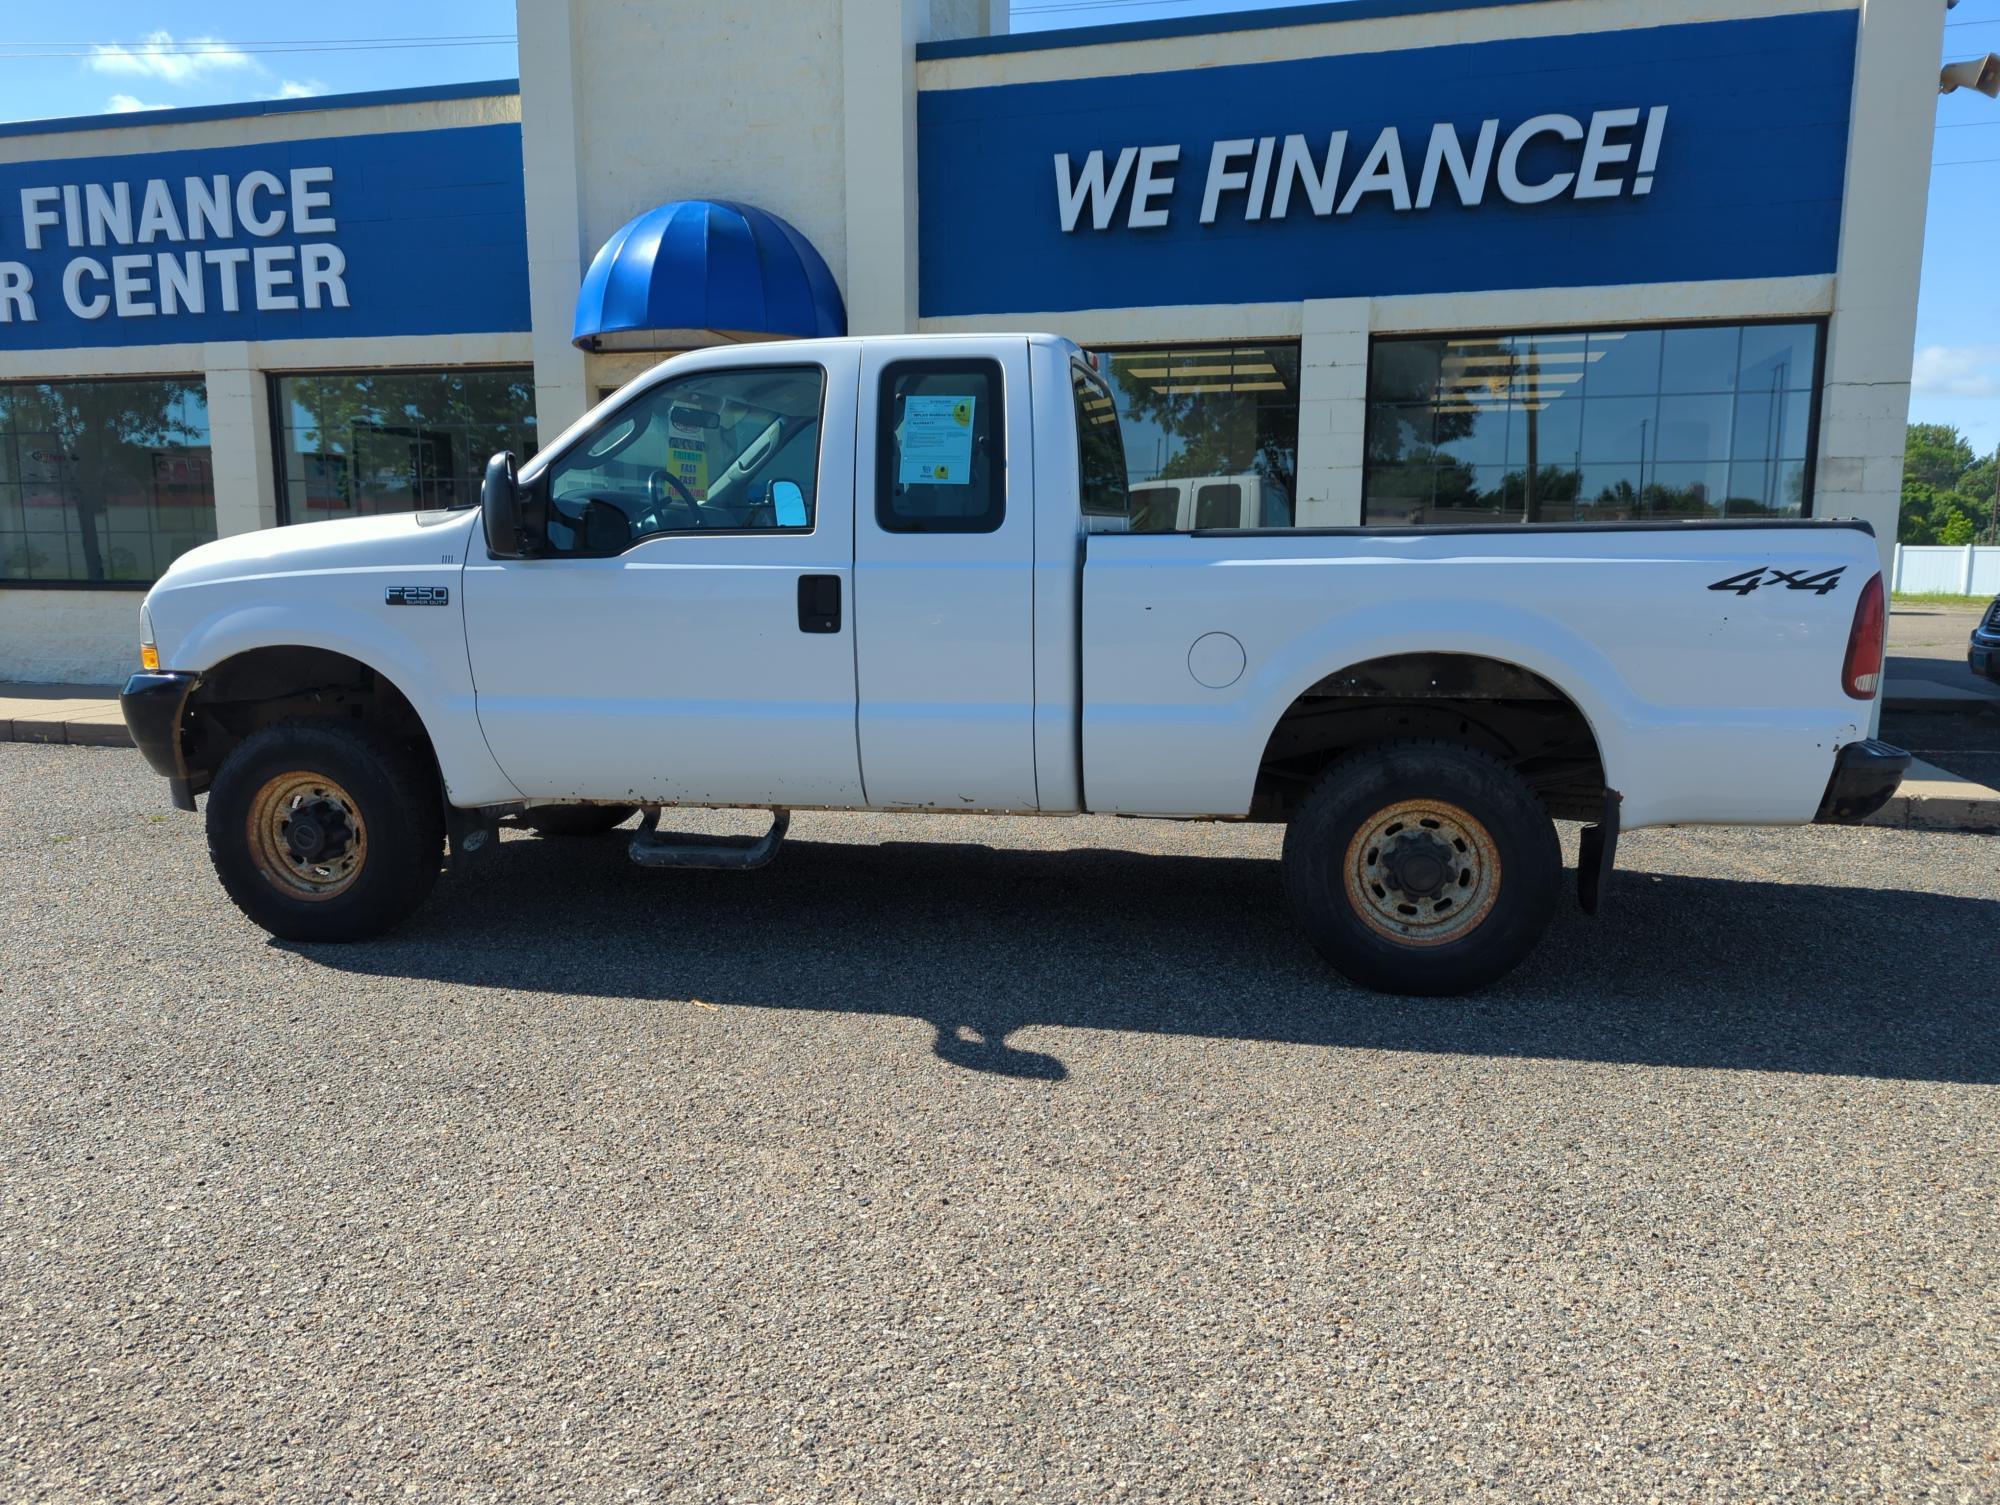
xmin=1363 ymin=322 xmax=1822 ymax=526
xmin=0 ymin=378 xmax=216 ymax=587
xmin=273 ymin=368 xmax=537 ymax=523
xmin=1093 ymin=344 xmax=1300 ymax=530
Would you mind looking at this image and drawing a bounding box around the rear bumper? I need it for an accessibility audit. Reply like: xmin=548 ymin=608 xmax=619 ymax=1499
xmin=1813 ymin=738 xmax=1911 ymax=825
xmin=119 ymin=671 xmax=199 ymax=810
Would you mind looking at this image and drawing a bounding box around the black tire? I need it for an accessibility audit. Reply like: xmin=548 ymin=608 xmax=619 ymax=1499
xmin=520 ymin=804 xmax=638 ymax=837
xmin=205 ymin=719 xmax=444 ymax=943
xmin=1281 ymin=740 xmax=1560 ymax=996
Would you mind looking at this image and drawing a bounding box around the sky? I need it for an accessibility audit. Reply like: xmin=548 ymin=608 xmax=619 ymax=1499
xmin=4 ymin=0 xmax=2000 ymax=455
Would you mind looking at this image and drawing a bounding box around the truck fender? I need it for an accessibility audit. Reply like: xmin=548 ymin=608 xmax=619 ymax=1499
xmin=172 ymin=600 xmax=520 ymax=806
xmin=1242 ymin=598 xmax=1637 ymax=802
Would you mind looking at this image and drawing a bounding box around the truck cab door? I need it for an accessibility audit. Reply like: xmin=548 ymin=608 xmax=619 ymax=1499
xmin=853 ymin=339 xmax=1039 ymax=811
xmin=462 ymin=349 xmax=863 ymax=807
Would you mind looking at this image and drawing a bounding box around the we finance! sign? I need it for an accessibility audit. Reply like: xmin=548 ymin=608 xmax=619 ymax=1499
xmin=917 ymin=11 xmax=1858 ymax=316
xmin=1053 ymin=107 xmax=1671 ymax=233
xmin=0 ymin=123 xmax=529 ymax=349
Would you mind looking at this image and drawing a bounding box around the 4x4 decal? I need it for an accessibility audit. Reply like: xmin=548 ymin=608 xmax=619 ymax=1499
xmin=1707 ymin=566 xmax=1847 ymax=597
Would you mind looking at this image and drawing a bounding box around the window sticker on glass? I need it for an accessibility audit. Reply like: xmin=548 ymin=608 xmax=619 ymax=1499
xmin=667 ymin=409 xmax=712 ymax=500
xmin=899 ymin=395 xmax=976 ymax=485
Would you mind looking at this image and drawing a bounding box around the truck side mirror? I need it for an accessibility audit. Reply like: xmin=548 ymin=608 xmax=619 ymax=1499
xmin=482 ymin=451 xmax=530 ymax=557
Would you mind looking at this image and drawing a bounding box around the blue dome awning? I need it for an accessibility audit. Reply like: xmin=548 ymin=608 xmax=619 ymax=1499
xmin=571 ymin=199 xmax=846 ymax=352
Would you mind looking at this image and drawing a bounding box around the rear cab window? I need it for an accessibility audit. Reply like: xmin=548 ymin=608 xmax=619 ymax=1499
xmin=877 ymin=360 xmax=1004 ymax=533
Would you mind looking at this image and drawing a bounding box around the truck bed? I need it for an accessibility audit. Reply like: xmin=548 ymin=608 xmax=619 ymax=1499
xmin=1079 ymin=518 xmax=1881 ymax=829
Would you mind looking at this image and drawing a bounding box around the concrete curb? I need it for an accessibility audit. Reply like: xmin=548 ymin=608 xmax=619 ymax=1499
xmin=1864 ymin=758 xmax=2000 ymax=836
xmin=0 ymin=697 xmax=134 ymax=748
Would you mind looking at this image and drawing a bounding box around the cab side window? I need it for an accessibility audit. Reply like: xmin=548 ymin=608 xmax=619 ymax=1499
xmin=877 ymin=360 xmax=1004 ymax=534
xmin=1073 ymin=363 xmax=1130 ymax=526
xmin=540 ymin=366 xmax=825 ymax=555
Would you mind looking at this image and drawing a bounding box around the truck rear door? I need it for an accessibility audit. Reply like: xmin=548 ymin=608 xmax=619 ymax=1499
xmin=853 ymin=338 xmax=1039 ymax=811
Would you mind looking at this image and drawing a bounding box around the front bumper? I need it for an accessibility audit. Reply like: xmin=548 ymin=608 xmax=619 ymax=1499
xmin=1970 ymin=627 xmax=2000 ymax=684
xmin=119 ymin=671 xmax=199 ymax=810
xmin=1813 ymin=738 xmax=1911 ymax=825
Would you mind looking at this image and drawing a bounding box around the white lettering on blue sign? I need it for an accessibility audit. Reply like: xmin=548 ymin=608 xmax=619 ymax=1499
xmin=0 ymin=166 xmax=349 ymax=323
xmin=1056 ymin=106 xmax=1669 ymax=233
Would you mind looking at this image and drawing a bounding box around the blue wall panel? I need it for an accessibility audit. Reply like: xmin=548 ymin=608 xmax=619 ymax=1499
xmin=917 ymin=12 xmax=1857 ymax=318
xmin=0 ymin=123 xmax=530 ymax=351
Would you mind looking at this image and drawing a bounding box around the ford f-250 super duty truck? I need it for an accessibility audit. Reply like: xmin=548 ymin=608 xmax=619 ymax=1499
xmin=120 ymin=334 xmax=1907 ymax=995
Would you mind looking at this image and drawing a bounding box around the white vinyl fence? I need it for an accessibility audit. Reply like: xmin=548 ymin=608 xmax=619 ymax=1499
xmin=1891 ymin=544 xmax=2000 ymax=597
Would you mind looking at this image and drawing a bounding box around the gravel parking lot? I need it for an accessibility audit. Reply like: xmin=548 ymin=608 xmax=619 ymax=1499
xmin=4 ymin=742 xmax=1997 ymax=1503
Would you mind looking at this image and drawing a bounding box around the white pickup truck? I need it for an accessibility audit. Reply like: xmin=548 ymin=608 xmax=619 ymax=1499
xmin=122 ymin=334 xmax=1906 ymax=995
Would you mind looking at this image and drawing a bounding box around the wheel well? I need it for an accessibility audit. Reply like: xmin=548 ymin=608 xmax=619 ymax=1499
xmin=1251 ymin=653 xmax=1607 ymax=823
xmin=179 ymin=647 xmax=439 ymax=799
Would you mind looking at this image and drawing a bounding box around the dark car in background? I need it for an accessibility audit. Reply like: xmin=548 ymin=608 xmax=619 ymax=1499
xmin=1972 ymin=597 xmax=2000 ymax=684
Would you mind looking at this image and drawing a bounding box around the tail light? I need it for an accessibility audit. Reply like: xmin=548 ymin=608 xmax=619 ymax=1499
xmin=1841 ymin=571 xmax=1886 ymax=700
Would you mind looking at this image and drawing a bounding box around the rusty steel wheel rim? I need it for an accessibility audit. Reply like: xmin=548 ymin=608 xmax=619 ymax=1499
xmin=1343 ymin=797 xmax=1501 ymax=947
xmin=247 ymin=770 xmax=369 ymax=901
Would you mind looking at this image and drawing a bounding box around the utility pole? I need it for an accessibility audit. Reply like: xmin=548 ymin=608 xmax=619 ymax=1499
xmin=1991 ymin=440 xmax=1999 ymax=546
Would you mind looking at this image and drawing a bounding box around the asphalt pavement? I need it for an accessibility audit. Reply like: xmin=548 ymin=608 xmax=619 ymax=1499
xmin=3 ymin=743 xmax=1997 ymax=1503
xmin=1888 ymin=603 xmax=1996 ymax=700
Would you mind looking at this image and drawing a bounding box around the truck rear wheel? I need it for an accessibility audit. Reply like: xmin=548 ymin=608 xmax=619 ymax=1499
xmin=205 ymin=720 xmax=443 ymax=943
xmin=1281 ymin=741 xmax=1559 ymax=996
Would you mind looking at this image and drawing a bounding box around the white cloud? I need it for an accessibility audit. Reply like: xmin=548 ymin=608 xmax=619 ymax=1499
xmin=275 ymin=79 xmax=326 ymax=99
xmin=1911 ymin=344 xmax=2000 ymax=399
xmin=105 ymin=94 xmax=170 ymax=113
xmin=89 ymin=30 xmax=257 ymax=87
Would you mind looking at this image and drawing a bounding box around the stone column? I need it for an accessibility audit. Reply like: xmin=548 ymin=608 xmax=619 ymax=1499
xmin=202 ymin=342 xmax=278 ymax=536
xmin=516 ymin=0 xmax=591 ymax=434
xmin=1814 ymin=0 xmax=1949 ymax=577
xmin=1293 ymin=298 xmax=1371 ymax=527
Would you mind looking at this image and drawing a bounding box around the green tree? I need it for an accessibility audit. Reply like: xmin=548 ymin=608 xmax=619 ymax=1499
xmin=1958 ymin=454 xmax=1999 ymax=544
xmin=1904 ymin=422 xmax=1976 ymax=492
xmin=2 ymin=379 xmax=206 ymax=582
xmin=278 ymin=370 xmax=536 ymax=517
xmin=1900 ymin=480 xmax=1944 ymax=545
xmin=1899 ymin=423 xmax=1997 ymax=544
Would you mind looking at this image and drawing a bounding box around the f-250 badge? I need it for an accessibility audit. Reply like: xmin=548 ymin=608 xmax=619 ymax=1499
xmin=384 ymin=585 xmax=450 ymax=606
xmin=1707 ymin=566 xmax=1846 ymax=597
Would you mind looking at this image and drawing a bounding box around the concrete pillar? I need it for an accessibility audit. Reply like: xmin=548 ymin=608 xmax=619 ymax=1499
xmin=516 ymin=0 xmax=591 ymax=434
xmin=842 ymin=0 xmax=930 ymax=335
xmin=839 ymin=0 xmax=1006 ymax=335
xmin=1293 ymin=298 xmax=1371 ymax=526
xmin=202 ymin=342 xmax=277 ymax=536
xmin=1815 ymin=0 xmax=1947 ymax=577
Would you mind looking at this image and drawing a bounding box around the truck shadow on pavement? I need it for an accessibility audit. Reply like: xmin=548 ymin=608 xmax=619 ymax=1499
xmin=301 ymin=833 xmax=2000 ymax=1086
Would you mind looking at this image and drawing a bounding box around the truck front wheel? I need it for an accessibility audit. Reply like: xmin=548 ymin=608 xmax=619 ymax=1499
xmin=205 ymin=720 xmax=444 ymax=943
xmin=1281 ymin=741 xmax=1559 ymax=996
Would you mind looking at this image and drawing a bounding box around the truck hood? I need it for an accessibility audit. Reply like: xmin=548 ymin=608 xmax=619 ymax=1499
xmin=159 ymin=508 xmax=482 ymax=588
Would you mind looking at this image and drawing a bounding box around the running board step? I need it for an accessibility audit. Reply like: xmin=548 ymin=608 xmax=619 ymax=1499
xmin=628 ymin=809 xmax=790 ymax=871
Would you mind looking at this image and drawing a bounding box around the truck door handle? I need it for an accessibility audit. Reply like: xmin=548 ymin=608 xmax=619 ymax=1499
xmin=797 ymin=574 xmax=841 ymax=633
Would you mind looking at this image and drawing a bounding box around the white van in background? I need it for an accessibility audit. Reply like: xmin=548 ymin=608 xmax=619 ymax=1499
xmin=1112 ymin=473 xmax=1291 ymax=532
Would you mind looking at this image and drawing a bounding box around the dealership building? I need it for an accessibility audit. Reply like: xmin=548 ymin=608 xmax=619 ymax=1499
xmin=0 ymin=0 xmax=1943 ymax=682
